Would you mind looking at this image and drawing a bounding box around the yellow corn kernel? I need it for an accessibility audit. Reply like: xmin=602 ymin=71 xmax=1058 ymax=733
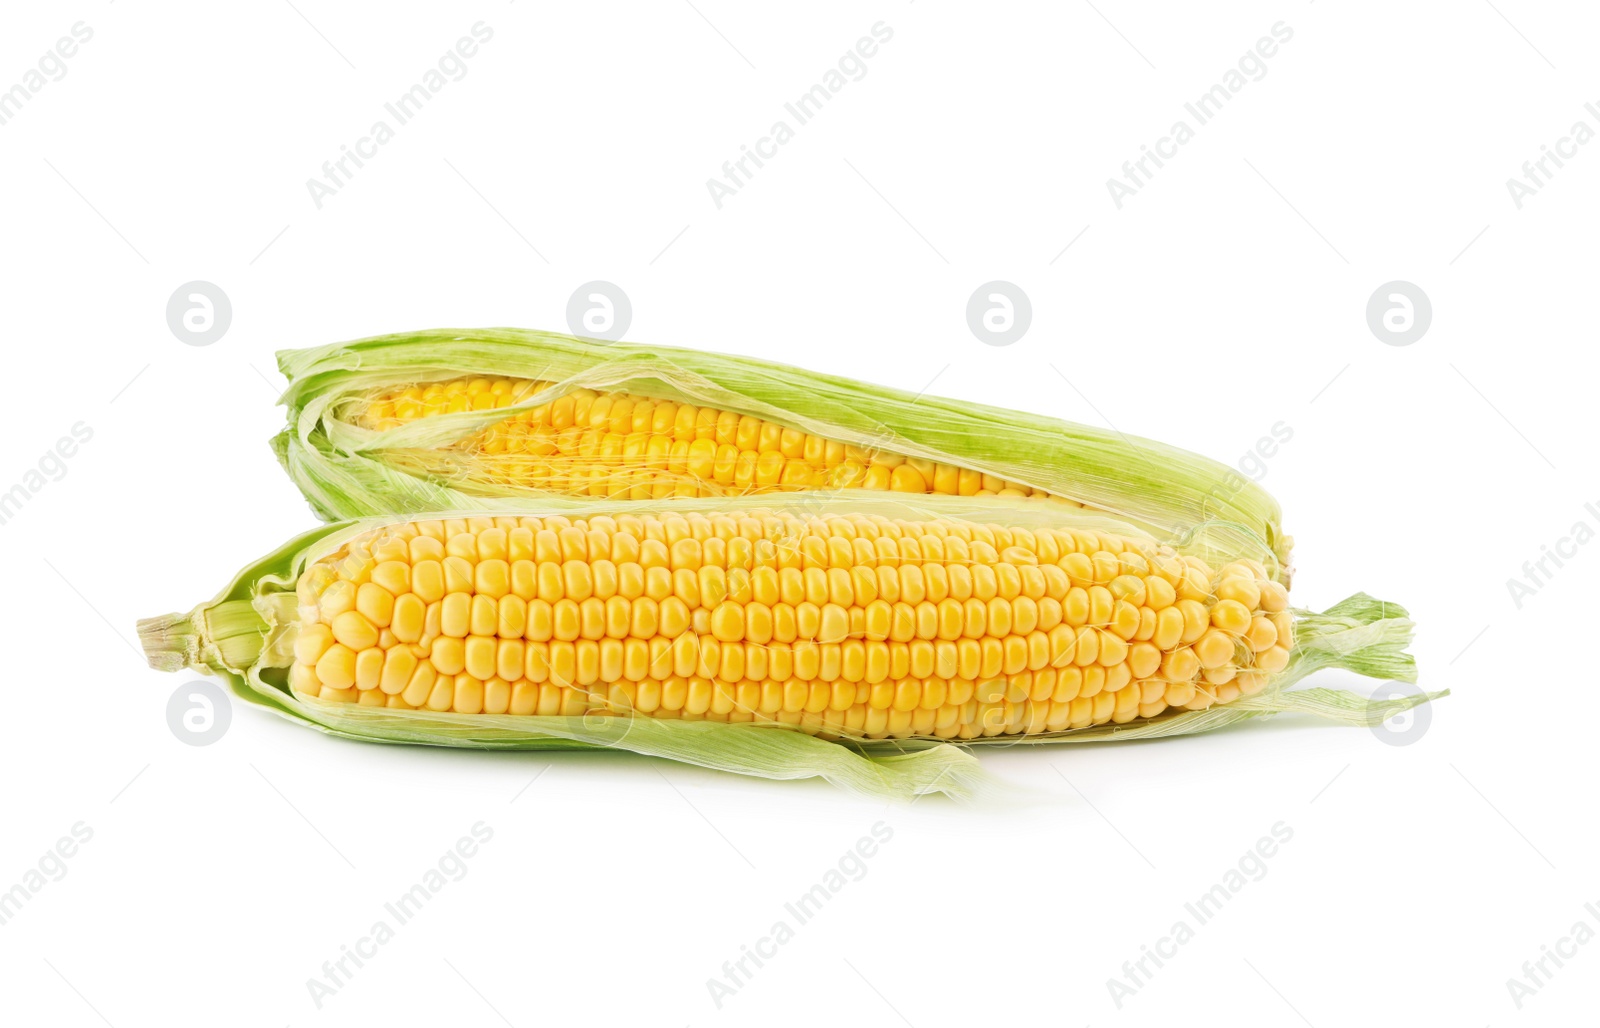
xmin=1211 ymin=599 xmax=1252 ymax=636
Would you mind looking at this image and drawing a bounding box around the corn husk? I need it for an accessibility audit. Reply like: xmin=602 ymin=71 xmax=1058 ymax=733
xmin=272 ymin=328 xmax=1295 ymax=577
xmin=137 ymin=494 xmax=1436 ymax=800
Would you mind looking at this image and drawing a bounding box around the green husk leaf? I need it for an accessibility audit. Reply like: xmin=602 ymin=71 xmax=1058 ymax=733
xmin=297 ymin=701 xmax=992 ymax=798
xmin=272 ymin=328 xmax=1292 ymax=575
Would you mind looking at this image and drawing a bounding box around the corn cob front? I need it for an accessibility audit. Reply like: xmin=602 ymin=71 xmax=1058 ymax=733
xmin=286 ymin=509 xmax=1290 ymax=739
xmin=139 ymin=493 xmax=1428 ymax=794
xmin=354 ymin=376 xmax=1057 ymax=502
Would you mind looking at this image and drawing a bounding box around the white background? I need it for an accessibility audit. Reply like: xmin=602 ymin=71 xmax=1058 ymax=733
xmin=0 ymin=1 xmax=1592 ymax=1025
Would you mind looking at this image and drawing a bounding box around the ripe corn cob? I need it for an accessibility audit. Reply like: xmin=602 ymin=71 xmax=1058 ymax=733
xmin=286 ymin=510 xmax=1289 ymax=738
xmin=273 ymin=329 xmax=1294 ymax=578
xmin=355 ymin=376 xmax=1053 ymax=501
xmin=139 ymin=494 xmax=1431 ymax=800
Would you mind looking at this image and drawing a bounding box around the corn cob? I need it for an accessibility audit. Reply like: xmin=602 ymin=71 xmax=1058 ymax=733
xmin=273 ymin=329 xmax=1294 ymax=578
xmin=288 ymin=509 xmax=1290 ymax=737
xmin=355 ymin=376 xmax=1053 ymax=501
xmin=139 ymin=496 xmax=1431 ymax=797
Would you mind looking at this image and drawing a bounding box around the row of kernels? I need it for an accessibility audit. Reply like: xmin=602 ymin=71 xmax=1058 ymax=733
xmin=298 ymin=672 xmax=1255 ymax=738
xmin=322 ymin=555 xmax=1165 ymax=621
xmin=309 ymin=585 xmax=1283 ymax=684
xmin=296 ymin=624 xmax=1247 ymax=706
xmin=304 ymin=589 xmax=1283 ymax=687
xmin=448 ymin=553 xmax=1145 ymax=614
xmin=312 ymin=572 xmax=1190 ymax=653
xmin=331 ymin=510 xmax=1169 ymax=562
xmin=367 ymin=520 xmax=1075 ymax=573
xmin=364 ymin=377 xmax=536 ymax=423
xmin=496 ymin=461 xmax=724 ymax=500
xmin=487 ymin=447 xmax=835 ymax=496
xmin=363 ymin=378 xmax=1051 ymax=497
xmin=393 ymin=538 xmax=1188 ymax=611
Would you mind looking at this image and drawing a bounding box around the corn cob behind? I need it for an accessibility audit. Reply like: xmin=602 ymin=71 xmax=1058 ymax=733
xmin=356 ymin=376 xmax=1060 ymax=501
xmin=274 ymin=329 xmax=1294 ymax=578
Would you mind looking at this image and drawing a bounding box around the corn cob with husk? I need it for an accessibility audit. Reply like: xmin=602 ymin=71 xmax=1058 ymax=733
xmin=137 ymin=495 xmax=1434 ymax=799
xmin=271 ymin=329 xmax=1295 ymax=579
